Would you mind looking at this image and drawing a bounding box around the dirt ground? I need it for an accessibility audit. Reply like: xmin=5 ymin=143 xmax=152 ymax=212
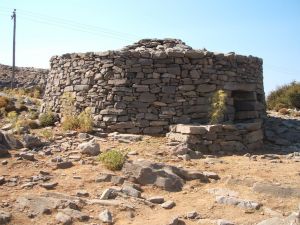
xmin=1 ymin=135 xmax=300 ymax=225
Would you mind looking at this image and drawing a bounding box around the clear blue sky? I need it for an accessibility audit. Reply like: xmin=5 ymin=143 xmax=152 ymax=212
xmin=0 ymin=0 xmax=299 ymax=94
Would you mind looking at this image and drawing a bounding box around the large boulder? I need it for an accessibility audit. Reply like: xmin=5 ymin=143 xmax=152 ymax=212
xmin=77 ymin=139 xmax=100 ymax=156
xmin=23 ymin=134 xmax=43 ymax=149
xmin=122 ymin=159 xmax=209 ymax=191
xmin=0 ymin=131 xmax=23 ymax=156
xmin=256 ymin=212 xmax=300 ymax=225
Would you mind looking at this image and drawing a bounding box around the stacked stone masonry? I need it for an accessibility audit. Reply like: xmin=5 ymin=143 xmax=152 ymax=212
xmin=167 ymin=122 xmax=263 ymax=153
xmin=43 ymin=38 xmax=265 ymax=134
xmin=0 ymin=64 xmax=49 ymax=89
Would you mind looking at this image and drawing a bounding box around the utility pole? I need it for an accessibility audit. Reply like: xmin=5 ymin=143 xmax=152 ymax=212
xmin=11 ymin=9 xmax=16 ymax=89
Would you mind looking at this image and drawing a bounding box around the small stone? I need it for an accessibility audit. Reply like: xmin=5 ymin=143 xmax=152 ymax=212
xmin=55 ymin=161 xmax=73 ymax=169
xmin=55 ymin=212 xmax=72 ymax=225
xmin=161 ymin=200 xmax=176 ymax=209
xmin=1 ymin=160 xmax=8 ymax=165
xmin=76 ymin=190 xmax=89 ymax=197
xmin=23 ymin=134 xmax=43 ymax=149
xmin=217 ymin=219 xmax=235 ymax=225
xmin=40 ymin=182 xmax=58 ymax=189
xmin=78 ymin=133 xmax=90 ymax=140
xmin=78 ymin=139 xmax=100 ymax=156
xmin=99 ymin=188 xmax=117 ymax=200
xmin=99 ymin=209 xmax=113 ymax=223
xmin=167 ymin=216 xmax=180 ymax=225
xmin=203 ymin=171 xmax=220 ymax=180
xmin=95 ymin=174 xmax=112 ymax=182
xmin=111 ymin=176 xmax=125 ymax=185
xmin=186 ymin=211 xmax=199 ymax=219
xmin=19 ymin=152 xmax=35 ymax=161
xmin=147 ymin=196 xmax=165 ymax=204
xmin=121 ymin=185 xmax=141 ymax=198
xmin=0 ymin=210 xmax=11 ymax=224
xmin=0 ymin=176 xmax=5 ymax=185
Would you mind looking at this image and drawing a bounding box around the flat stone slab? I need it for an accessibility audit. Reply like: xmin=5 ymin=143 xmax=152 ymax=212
xmin=122 ymin=159 xmax=209 ymax=191
xmin=175 ymin=124 xmax=208 ymax=135
xmin=253 ymin=182 xmax=300 ymax=198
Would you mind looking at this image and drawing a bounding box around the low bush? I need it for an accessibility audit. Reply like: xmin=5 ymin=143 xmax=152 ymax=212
xmin=15 ymin=119 xmax=39 ymax=130
xmin=6 ymin=111 xmax=18 ymax=124
xmin=77 ymin=108 xmax=93 ymax=132
xmin=0 ymin=96 xmax=9 ymax=108
xmin=61 ymin=115 xmax=79 ymax=131
xmin=61 ymin=108 xmax=93 ymax=132
xmin=267 ymin=81 xmax=300 ymax=110
xmin=39 ymin=111 xmax=56 ymax=127
xmin=39 ymin=129 xmax=54 ymax=140
xmin=99 ymin=150 xmax=126 ymax=171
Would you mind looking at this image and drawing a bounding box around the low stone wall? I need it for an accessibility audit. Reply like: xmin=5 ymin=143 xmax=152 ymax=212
xmin=43 ymin=39 xmax=265 ymax=134
xmin=167 ymin=122 xmax=263 ymax=153
xmin=0 ymin=64 xmax=48 ymax=89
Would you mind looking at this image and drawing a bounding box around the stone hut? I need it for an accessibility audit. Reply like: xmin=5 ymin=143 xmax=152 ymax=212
xmin=43 ymin=39 xmax=265 ymax=139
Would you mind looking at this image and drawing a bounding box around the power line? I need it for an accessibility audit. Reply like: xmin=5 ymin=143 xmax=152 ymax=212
xmin=0 ymin=7 xmax=140 ymax=42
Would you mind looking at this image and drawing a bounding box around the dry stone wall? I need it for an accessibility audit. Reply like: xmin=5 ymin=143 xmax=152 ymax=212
xmin=0 ymin=64 xmax=48 ymax=89
xmin=43 ymin=39 xmax=265 ymax=134
xmin=167 ymin=122 xmax=263 ymax=153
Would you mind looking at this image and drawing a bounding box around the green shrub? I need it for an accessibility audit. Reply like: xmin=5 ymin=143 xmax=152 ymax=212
xmin=77 ymin=108 xmax=93 ymax=132
xmin=267 ymin=81 xmax=300 ymax=110
xmin=62 ymin=115 xmax=80 ymax=131
xmin=15 ymin=119 xmax=39 ymax=130
xmin=209 ymin=90 xmax=228 ymax=124
xmin=288 ymin=92 xmax=300 ymax=109
xmin=39 ymin=111 xmax=56 ymax=127
xmin=28 ymin=110 xmax=39 ymax=120
xmin=39 ymin=129 xmax=54 ymax=140
xmin=7 ymin=111 xmax=18 ymax=124
xmin=61 ymin=108 xmax=93 ymax=132
xmin=99 ymin=150 xmax=125 ymax=171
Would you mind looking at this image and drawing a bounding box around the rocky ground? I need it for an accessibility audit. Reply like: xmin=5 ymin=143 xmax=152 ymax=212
xmin=0 ymin=92 xmax=300 ymax=225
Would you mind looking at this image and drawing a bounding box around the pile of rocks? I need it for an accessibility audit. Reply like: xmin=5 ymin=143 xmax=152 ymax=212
xmin=264 ymin=112 xmax=300 ymax=151
xmin=43 ymin=38 xmax=265 ymax=134
xmin=0 ymin=63 xmax=48 ymax=89
xmin=167 ymin=122 xmax=263 ymax=153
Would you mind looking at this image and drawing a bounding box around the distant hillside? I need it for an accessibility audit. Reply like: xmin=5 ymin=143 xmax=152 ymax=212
xmin=0 ymin=64 xmax=49 ymax=89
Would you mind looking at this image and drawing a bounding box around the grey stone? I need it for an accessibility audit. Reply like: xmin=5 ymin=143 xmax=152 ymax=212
xmin=23 ymin=134 xmax=43 ymax=149
xmin=253 ymin=182 xmax=300 ymax=198
xmin=76 ymin=190 xmax=89 ymax=197
xmin=100 ymin=188 xmax=117 ymax=200
xmin=56 ymin=212 xmax=72 ymax=225
xmin=19 ymin=152 xmax=35 ymax=161
xmin=217 ymin=219 xmax=235 ymax=225
xmin=15 ymin=194 xmax=61 ymax=216
xmin=186 ymin=211 xmax=199 ymax=219
xmin=0 ymin=176 xmax=5 ymax=185
xmin=0 ymin=131 xmax=23 ymax=156
xmin=40 ymin=182 xmax=58 ymax=189
xmin=77 ymin=139 xmax=100 ymax=156
xmin=147 ymin=196 xmax=165 ymax=204
xmin=121 ymin=185 xmax=141 ymax=198
xmin=60 ymin=208 xmax=89 ymax=221
xmin=0 ymin=210 xmax=11 ymax=224
xmin=216 ymin=195 xmax=261 ymax=210
xmin=122 ymin=160 xmax=208 ymax=191
xmin=161 ymin=200 xmax=176 ymax=209
xmin=108 ymin=132 xmax=143 ymax=142
xmin=99 ymin=209 xmax=113 ymax=223
xmin=55 ymin=161 xmax=73 ymax=169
